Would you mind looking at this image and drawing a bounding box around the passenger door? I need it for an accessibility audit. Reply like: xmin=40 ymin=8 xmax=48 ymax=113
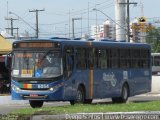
xmin=63 ymin=46 xmax=76 ymax=100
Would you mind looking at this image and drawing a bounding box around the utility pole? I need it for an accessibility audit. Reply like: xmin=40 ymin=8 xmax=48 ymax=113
xmin=29 ymin=9 xmax=45 ymax=38
xmin=7 ymin=1 xmax=9 ymax=33
xmin=65 ymin=24 xmax=67 ymax=38
xmin=140 ymin=0 xmax=144 ymax=17
xmin=5 ymin=17 xmax=18 ymax=36
xmin=95 ymin=4 xmax=100 ymax=41
xmin=88 ymin=2 xmax=90 ymax=36
xmin=72 ymin=18 xmax=81 ymax=38
xmin=69 ymin=9 xmax=71 ymax=38
xmin=120 ymin=0 xmax=137 ymax=42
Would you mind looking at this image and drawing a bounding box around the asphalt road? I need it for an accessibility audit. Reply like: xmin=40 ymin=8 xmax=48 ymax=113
xmin=0 ymin=104 xmax=29 ymax=115
xmin=0 ymin=100 xmax=70 ymax=115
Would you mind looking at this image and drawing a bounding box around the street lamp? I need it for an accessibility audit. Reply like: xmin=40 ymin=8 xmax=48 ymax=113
xmin=92 ymin=8 xmax=126 ymax=31
xmin=93 ymin=4 xmax=100 ymax=40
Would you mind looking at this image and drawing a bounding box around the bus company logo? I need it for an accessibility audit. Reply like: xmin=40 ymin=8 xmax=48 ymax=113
xmin=103 ymin=72 xmax=117 ymax=87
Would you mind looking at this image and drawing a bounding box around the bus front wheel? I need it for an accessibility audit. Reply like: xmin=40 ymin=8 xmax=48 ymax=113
xmin=112 ymin=84 xmax=129 ymax=103
xmin=29 ymin=100 xmax=44 ymax=108
xmin=70 ymin=100 xmax=75 ymax=105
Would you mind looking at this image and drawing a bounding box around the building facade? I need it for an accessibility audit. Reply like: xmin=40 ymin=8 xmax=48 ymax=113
xmin=91 ymin=20 xmax=116 ymax=40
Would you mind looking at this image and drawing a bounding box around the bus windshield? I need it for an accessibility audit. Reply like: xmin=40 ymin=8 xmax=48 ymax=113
xmin=12 ymin=51 xmax=63 ymax=78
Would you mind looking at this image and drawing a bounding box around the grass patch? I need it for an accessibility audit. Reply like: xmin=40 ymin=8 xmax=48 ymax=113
xmin=2 ymin=101 xmax=160 ymax=120
xmin=12 ymin=101 xmax=160 ymax=115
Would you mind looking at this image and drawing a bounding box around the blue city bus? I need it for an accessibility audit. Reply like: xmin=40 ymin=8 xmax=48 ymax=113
xmin=7 ymin=38 xmax=151 ymax=108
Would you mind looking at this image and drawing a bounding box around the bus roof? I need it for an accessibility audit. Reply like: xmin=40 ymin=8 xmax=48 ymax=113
xmin=13 ymin=38 xmax=151 ymax=49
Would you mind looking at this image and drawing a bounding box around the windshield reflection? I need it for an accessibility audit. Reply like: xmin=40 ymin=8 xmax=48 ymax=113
xmin=12 ymin=51 xmax=63 ymax=78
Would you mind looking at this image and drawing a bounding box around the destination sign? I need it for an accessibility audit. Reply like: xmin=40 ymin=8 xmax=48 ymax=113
xmin=13 ymin=42 xmax=61 ymax=48
xmin=19 ymin=42 xmax=53 ymax=48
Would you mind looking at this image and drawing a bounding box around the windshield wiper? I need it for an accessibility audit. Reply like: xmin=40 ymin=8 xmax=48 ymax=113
xmin=39 ymin=50 xmax=51 ymax=63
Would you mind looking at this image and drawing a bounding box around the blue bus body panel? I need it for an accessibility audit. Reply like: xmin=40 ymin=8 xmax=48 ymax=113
xmin=63 ymin=68 xmax=151 ymax=100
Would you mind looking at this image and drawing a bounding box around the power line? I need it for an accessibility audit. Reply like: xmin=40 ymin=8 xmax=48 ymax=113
xmin=9 ymin=11 xmax=36 ymax=31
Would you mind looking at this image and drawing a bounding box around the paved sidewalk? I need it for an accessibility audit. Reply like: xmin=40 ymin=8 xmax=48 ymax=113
xmin=0 ymin=96 xmax=28 ymax=105
xmin=136 ymin=91 xmax=160 ymax=97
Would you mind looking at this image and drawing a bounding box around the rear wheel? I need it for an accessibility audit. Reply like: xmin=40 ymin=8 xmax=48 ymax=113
xmin=84 ymin=99 xmax=92 ymax=104
xmin=112 ymin=84 xmax=129 ymax=103
xmin=120 ymin=84 xmax=129 ymax=102
xmin=29 ymin=100 xmax=44 ymax=108
xmin=70 ymin=100 xmax=75 ymax=105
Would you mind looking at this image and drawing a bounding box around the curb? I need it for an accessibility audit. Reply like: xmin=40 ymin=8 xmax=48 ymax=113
xmin=135 ymin=92 xmax=160 ymax=97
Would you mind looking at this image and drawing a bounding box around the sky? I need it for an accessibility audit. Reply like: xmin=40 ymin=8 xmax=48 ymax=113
xmin=0 ymin=0 xmax=159 ymax=38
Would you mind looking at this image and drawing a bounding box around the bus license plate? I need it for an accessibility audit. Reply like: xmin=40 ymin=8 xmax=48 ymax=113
xmin=30 ymin=94 xmax=38 ymax=97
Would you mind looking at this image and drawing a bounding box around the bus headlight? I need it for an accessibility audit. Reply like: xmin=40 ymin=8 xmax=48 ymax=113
xmin=49 ymin=87 xmax=54 ymax=91
xmin=11 ymin=84 xmax=20 ymax=92
xmin=49 ymin=83 xmax=64 ymax=91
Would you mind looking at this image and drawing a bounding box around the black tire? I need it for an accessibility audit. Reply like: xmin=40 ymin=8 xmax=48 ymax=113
xmin=120 ymin=84 xmax=129 ymax=103
xmin=29 ymin=100 xmax=44 ymax=108
xmin=70 ymin=100 xmax=75 ymax=105
xmin=76 ymin=86 xmax=85 ymax=103
xmin=112 ymin=84 xmax=129 ymax=103
xmin=112 ymin=97 xmax=121 ymax=103
xmin=84 ymin=99 xmax=92 ymax=104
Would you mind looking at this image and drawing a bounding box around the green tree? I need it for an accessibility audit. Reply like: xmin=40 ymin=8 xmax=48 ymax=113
xmin=146 ymin=27 xmax=160 ymax=53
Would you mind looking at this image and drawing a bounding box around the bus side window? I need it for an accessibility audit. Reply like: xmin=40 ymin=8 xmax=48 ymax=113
xmin=67 ymin=55 xmax=74 ymax=71
xmin=63 ymin=47 xmax=74 ymax=78
xmin=152 ymin=56 xmax=154 ymax=66
xmin=87 ymin=48 xmax=97 ymax=69
xmin=76 ymin=47 xmax=88 ymax=70
xmin=97 ymin=49 xmax=108 ymax=69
